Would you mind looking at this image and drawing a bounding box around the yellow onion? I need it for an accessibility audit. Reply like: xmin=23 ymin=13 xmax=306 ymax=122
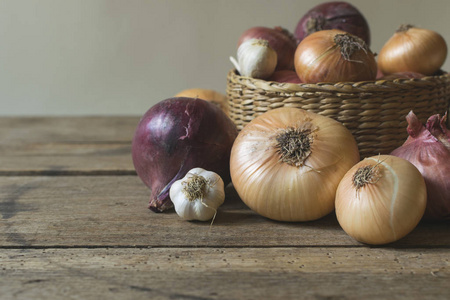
xmin=294 ymin=29 xmax=377 ymax=83
xmin=378 ymin=25 xmax=447 ymax=76
xmin=230 ymin=107 xmax=360 ymax=222
xmin=175 ymin=88 xmax=229 ymax=115
xmin=335 ymin=155 xmax=427 ymax=245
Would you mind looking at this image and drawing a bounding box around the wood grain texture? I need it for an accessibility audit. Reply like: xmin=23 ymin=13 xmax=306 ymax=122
xmin=1 ymin=116 xmax=449 ymax=300
xmin=1 ymin=176 xmax=449 ymax=248
xmin=0 ymin=117 xmax=139 ymax=174
xmin=1 ymin=247 xmax=448 ymax=300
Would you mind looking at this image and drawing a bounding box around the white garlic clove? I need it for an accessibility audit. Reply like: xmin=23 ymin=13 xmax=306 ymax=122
xmin=236 ymin=38 xmax=277 ymax=79
xmin=169 ymin=168 xmax=225 ymax=221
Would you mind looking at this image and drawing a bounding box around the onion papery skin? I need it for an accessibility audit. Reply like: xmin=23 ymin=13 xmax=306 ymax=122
xmin=132 ymin=97 xmax=238 ymax=212
xmin=267 ymin=70 xmax=302 ymax=84
xmin=335 ymin=155 xmax=427 ymax=245
xmin=230 ymin=107 xmax=360 ymax=222
xmin=237 ymin=26 xmax=297 ymax=70
xmin=294 ymin=1 xmax=370 ymax=46
xmin=378 ymin=25 xmax=447 ymax=76
xmin=391 ymin=111 xmax=450 ymax=221
xmin=294 ymin=30 xmax=377 ymax=83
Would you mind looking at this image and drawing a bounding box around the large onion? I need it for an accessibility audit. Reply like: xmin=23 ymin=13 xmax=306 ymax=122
xmin=294 ymin=1 xmax=370 ymax=46
xmin=132 ymin=97 xmax=238 ymax=212
xmin=294 ymin=30 xmax=377 ymax=83
xmin=230 ymin=107 xmax=360 ymax=222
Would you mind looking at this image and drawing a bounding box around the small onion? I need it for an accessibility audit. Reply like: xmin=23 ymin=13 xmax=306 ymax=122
xmin=267 ymin=70 xmax=302 ymax=84
xmin=294 ymin=29 xmax=377 ymax=83
xmin=237 ymin=26 xmax=297 ymax=70
xmin=379 ymin=71 xmax=424 ymax=81
xmin=378 ymin=25 xmax=447 ymax=76
xmin=132 ymin=97 xmax=237 ymax=212
xmin=391 ymin=111 xmax=450 ymax=221
xmin=294 ymin=1 xmax=370 ymax=46
xmin=230 ymin=107 xmax=360 ymax=222
xmin=376 ymin=68 xmax=384 ymax=80
xmin=335 ymin=155 xmax=427 ymax=245
xmin=175 ymin=88 xmax=229 ymax=115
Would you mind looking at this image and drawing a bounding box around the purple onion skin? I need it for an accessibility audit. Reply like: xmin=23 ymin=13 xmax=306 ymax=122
xmin=391 ymin=111 xmax=450 ymax=221
xmin=294 ymin=1 xmax=370 ymax=46
xmin=380 ymin=71 xmax=424 ymax=81
xmin=132 ymin=97 xmax=238 ymax=212
xmin=267 ymin=70 xmax=302 ymax=84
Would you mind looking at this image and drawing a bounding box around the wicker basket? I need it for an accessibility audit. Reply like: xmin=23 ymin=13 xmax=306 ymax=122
xmin=226 ymin=69 xmax=450 ymax=158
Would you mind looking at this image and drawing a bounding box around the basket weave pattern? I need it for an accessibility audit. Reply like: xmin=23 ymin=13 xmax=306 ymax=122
xmin=226 ymin=69 xmax=450 ymax=158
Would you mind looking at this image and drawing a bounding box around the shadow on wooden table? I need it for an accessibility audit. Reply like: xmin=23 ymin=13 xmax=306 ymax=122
xmin=214 ymin=184 xmax=450 ymax=248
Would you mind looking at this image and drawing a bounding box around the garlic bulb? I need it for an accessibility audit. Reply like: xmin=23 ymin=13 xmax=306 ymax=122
xmin=169 ymin=168 xmax=225 ymax=221
xmin=230 ymin=38 xmax=277 ymax=79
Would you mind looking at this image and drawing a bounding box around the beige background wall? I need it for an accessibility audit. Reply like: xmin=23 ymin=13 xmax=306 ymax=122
xmin=1 ymin=0 xmax=449 ymax=116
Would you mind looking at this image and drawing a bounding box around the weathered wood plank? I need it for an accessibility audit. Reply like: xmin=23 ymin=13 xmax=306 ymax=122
xmin=0 ymin=247 xmax=448 ymax=300
xmin=0 ymin=117 xmax=139 ymax=174
xmin=1 ymin=176 xmax=448 ymax=248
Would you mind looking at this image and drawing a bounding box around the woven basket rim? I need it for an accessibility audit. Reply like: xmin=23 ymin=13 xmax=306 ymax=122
xmin=227 ymin=69 xmax=450 ymax=94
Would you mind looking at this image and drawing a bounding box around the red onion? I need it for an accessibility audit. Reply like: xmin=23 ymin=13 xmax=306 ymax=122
xmin=294 ymin=1 xmax=370 ymax=46
xmin=267 ymin=70 xmax=302 ymax=84
xmin=376 ymin=70 xmax=425 ymax=81
xmin=380 ymin=71 xmax=424 ymax=80
xmin=237 ymin=26 xmax=297 ymax=70
xmin=376 ymin=68 xmax=384 ymax=80
xmin=391 ymin=111 xmax=450 ymax=221
xmin=132 ymin=97 xmax=238 ymax=212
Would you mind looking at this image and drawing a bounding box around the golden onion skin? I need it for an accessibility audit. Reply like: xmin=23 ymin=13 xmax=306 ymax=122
xmin=230 ymin=107 xmax=360 ymax=222
xmin=335 ymin=155 xmax=427 ymax=245
xmin=378 ymin=26 xmax=447 ymax=76
xmin=294 ymin=29 xmax=377 ymax=83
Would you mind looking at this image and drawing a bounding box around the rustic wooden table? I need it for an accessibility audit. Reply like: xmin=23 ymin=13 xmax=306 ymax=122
xmin=0 ymin=117 xmax=449 ymax=300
